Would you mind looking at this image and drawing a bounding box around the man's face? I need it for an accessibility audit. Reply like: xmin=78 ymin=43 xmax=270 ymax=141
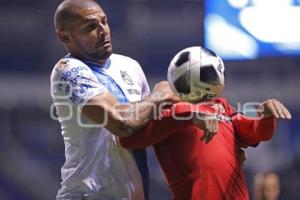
xmin=263 ymin=175 xmax=280 ymax=200
xmin=66 ymin=4 xmax=112 ymax=63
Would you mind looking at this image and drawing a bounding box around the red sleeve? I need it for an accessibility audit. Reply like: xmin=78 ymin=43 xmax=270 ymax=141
xmin=119 ymin=102 xmax=194 ymax=149
xmin=232 ymin=114 xmax=276 ymax=147
xmin=215 ymin=98 xmax=276 ymax=147
xmin=119 ymin=116 xmax=192 ymax=149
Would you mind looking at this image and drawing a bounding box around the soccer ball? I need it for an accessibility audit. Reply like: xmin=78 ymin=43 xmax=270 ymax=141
xmin=167 ymin=46 xmax=225 ymax=102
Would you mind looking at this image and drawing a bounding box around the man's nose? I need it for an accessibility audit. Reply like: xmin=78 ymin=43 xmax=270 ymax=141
xmin=98 ymin=23 xmax=107 ymax=36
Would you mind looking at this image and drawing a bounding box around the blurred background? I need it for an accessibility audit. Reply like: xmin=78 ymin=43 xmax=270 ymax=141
xmin=0 ymin=0 xmax=299 ymax=199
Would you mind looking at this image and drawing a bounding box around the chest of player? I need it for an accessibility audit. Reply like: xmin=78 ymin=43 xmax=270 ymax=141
xmin=91 ymin=67 xmax=142 ymax=102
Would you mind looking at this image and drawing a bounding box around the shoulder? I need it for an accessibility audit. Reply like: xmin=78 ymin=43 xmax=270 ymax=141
xmin=213 ymin=97 xmax=229 ymax=106
xmin=172 ymin=99 xmax=229 ymax=114
xmin=51 ymin=57 xmax=94 ymax=81
xmin=165 ymin=102 xmax=195 ymax=116
xmin=111 ymin=53 xmax=139 ymax=64
xmin=111 ymin=54 xmax=142 ymax=70
xmin=111 ymin=54 xmax=148 ymax=85
xmin=213 ymin=97 xmax=235 ymax=114
xmin=52 ymin=57 xmax=91 ymax=74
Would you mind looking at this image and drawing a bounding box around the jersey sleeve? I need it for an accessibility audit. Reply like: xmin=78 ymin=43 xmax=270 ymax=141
xmin=219 ymin=98 xmax=277 ymax=147
xmin=51 ymin=58 xmax=107 ymax=107
xmin=119 ymin=103 xmax=194 ymax=149
xmin=232 ymin=114 xmax=276 ymax=147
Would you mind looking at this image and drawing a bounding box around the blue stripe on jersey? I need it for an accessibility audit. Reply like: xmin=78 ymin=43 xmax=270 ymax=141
xmin=131 ymin=149 xmax=150 ymax=200
xmin=89 ymin=68 xmax=128 ymax=103
xmin=86 ymin=62 xmax=150 ymax=200
xmin=83 ymin=58 xmax=112 ymax=70
xmin=64 ymin=54 xmax=112 ymax=70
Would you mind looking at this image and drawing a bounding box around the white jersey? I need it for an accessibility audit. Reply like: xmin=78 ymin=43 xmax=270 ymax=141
xmin=51 ymin=54 xmax=150 ymax=200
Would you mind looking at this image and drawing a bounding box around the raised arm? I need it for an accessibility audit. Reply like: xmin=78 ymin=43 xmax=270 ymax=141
xmin=82 ymin=81 xmax=179 ymax=137
xmin=232 ymin=98 xmax=292 ymax=146
xmin=233 ymin=114 xmax=276 ymax=146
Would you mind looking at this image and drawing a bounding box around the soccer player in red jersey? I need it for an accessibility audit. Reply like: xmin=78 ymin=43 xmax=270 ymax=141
xmin=120 ymin=97 xmax=291 ymax=200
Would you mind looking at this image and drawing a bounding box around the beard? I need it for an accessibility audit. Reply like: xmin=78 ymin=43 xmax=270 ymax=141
xmin=75 ymin=39 xmax=112 ymax=64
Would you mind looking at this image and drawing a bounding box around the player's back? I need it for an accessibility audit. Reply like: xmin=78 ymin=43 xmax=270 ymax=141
xmin=153 ymin=99 xmax=249 ymax=200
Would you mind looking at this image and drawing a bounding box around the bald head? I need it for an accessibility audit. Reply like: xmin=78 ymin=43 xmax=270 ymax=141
xmin=54 ymin=0 xmax=112 ymax=63
xmin=54 ymin=0 xmax=101 ymax=31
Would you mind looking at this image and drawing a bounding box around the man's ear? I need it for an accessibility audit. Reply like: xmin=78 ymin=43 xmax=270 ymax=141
xmin=57 ymin=31 xmax=71 ymax=43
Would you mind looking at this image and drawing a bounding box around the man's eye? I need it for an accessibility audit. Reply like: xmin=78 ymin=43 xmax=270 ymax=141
xmin=87 ymin=24 xmax=97 ymax=31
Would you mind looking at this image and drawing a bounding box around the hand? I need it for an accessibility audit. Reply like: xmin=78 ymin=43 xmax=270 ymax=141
xmin=262 ymin=99 xmax=292 ymax=119
xmin=148 ymin=81 xmax=180 ymax=104
xmin=192 ymin=114 xmax=219 ymax=144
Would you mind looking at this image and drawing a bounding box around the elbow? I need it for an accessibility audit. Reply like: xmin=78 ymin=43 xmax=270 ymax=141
xmin=260 ymin=132 xmax=274 ymax=141
xmin=239 ymin=131 xmax=274 ymax=147
xmin=119 ymin=139 xmax=134 ymax=149
xmin=258 ymin=117 xmax=276 ymax=141
xmin=117 ymin=120 xmax=148 ymax=137
xmin=116 ymin=125 xmax=136 ymax=138
xmin=108 ymin=119 xmax=140 ymax=138
xmin=119 ymin=138 xmax=144 ymax=150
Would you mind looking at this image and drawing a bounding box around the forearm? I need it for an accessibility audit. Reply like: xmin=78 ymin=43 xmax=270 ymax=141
xmin=117 ymin=94 xmax=175 ymax=136
xmin=119 ymin=80 xmax=180 ymax=136
xmin=233 ymin=114 xmax=276 ymax=146
xmin=82 ymin=81 xmax=178 ymax=137
xmin=82 ymin=93 xmax=158 ymax=137
xmin=115 ymin=99 xmax=155 ymax=137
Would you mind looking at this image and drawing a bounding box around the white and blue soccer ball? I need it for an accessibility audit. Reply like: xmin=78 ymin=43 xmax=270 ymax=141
xmin=167 ymin=46 xmax=225 ymax=102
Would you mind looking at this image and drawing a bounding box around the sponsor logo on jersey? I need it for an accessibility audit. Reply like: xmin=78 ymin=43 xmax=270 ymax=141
xmin=210 ymin=103 xmax=231 ymax=123
xmin=120 ymin=70 xmax=134 ymax=86
xmin=215 ymin=114 xmax=232 ymax=122
xmin=55 ymin=59 xmax=69 ymax=71
xmin=212 ymin=103 xmax=225 ymax=113
xmin=127 ymin=89 xmax=141 ymax=95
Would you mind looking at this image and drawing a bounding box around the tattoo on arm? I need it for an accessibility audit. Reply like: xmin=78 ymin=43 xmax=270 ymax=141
xmin=116 ymin=101 xmax=155 ymax=137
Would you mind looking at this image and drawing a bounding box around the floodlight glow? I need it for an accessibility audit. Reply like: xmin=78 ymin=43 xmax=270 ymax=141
xmin=205 ymin=14 xmax=258 ymax=59
xmin=204 ymin=0 xmax=300 ymax=59
xmin=239 ymin=6 xmax=300 ymax=43
xmin=227 ymin=0 xmax=249 ymax=9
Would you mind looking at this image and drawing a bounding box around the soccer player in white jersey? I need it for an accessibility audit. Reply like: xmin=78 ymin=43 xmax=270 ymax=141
xmin=51 ymin=0 xmax=178 ymax=199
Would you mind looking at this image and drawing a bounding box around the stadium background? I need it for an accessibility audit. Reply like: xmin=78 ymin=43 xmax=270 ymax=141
xmin=0 ymin=0 xmax=299 ymax=199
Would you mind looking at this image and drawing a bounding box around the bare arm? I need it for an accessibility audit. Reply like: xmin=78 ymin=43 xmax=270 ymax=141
xmin=82 ymin=81 xmax=179 ymax=137
xmin=82 ymin=92 xmax=154 ymax=137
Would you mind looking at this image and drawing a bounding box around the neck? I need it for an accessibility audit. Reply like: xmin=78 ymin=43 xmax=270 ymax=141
xmin=69 ymin=53 xmax=107 ymax=65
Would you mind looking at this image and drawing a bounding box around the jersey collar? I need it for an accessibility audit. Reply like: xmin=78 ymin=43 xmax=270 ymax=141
xmin=83 ymin=57 xmax=111 ymax=70
xmin=64 ymin=54 xmax=112 ymax=70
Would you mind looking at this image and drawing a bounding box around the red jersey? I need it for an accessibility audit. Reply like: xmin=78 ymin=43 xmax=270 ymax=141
xmin=120 ymin=98 xmax=276 ymax=200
